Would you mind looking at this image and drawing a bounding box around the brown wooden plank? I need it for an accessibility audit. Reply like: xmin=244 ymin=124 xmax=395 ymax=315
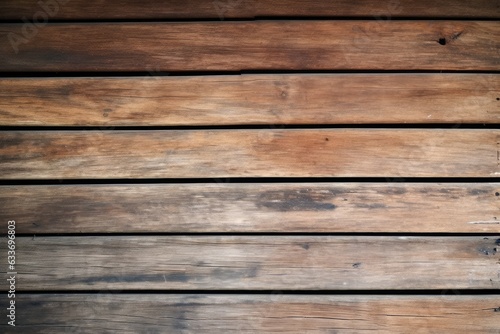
xmin=1 ymin=21 xmax=499 ymax=71
xmin=0 ymin=129 xmax=498 ymax=179
xmin=1 ymin=0 xmax=498 ymax=20
xmin=1 ymin=74 xmax=498 ymax=126
xmin=1 ymin=294 xmax=499 ymax=333
xmin=1 ymin=183 xmax=499 ymax=234
xmin=3 ymin=236 xmax=499 ymax=290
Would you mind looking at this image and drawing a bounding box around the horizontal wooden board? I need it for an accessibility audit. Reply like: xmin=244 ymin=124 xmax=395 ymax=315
xmin=1 ymin=0 xmax=499 ymax=20
xmin=1 ymin=294 xmax=499 ymax=333
xmin=1 ymin=21 xmax=499 ymax=71
xmin=2 ymin=183 xmax=500 ymax=233
xmin=0 ymin=129 xmax=499 ymax=179
xmin=2 ymin=236 xmax=499 ymax=290
xmin=1 ymin=74 xmax=499 ymax=126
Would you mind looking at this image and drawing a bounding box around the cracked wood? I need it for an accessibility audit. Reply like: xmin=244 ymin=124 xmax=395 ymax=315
xmin=2 ymin=236 xmax=499 ymax=290
xmin=0 ymin=294 xmax=498 ymax=333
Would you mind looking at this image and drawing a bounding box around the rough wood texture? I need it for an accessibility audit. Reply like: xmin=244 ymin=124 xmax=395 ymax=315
xmin=1 ymin=0 xmax=499 ymax=20
xmin=2 ymin=183 xmax=499 ymax=234
xmin=0 ymin=0 xmax=497 ymax=331
xmin=0 ymin=130 xmax=498 ymax=179
xmin=1 ymin=21 xmax=499 ymax=71
xmin=3 ymin=236 xmax=499 ymax=290
xmin=1 ymin=294 xmax=499 ymax=333
xmin=0 ymin=74 xmax=498 ymax=126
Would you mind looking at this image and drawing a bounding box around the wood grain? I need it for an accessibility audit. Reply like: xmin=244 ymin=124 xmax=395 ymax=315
xmin=3 ymin=236 xmax=499 ymax=290
xmin=0 ymin=129 xmax=498 ymax=179
xmin=1 ymin=294 xmax=499 ymax=333
xmin=0 ymin=1 xmax=498 ymax=331
xmin=1 ymin=21 xmax=499 ymax=71
xmin=1 ymin=0 xmax=499 ymax=20
xmin=2 ymin=183 xmax=500 ymax=233
xmin=1 ymin=74 xmax=498 ymax=126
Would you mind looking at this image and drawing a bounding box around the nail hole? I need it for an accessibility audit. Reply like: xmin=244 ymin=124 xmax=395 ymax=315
xmin=495 ymin=192 xmax=499 ymax=196
xmin=438 ymin=38 xmax=446 ymax=45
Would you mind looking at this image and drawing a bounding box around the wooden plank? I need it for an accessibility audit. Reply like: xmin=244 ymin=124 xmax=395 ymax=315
xmin=3 ymin=236 xmax=499 ymax=290
xmin=0 ymin=129 xmax=498 ymax=179
xmin=1 ymin=21 xmax=499 ymax=71
xmin=1 ymin=294 xmax=499 ymax=333
xmin=2 ymin=183 xmax=500 ymax=234
xmin=1 ymin=0 xmax=499 ymax=20
xmin=1 ymin=74 xmax=498 ymax=126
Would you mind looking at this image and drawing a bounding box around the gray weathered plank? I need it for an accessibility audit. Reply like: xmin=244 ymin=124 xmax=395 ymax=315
xmin=3 ymin=236 xmax=499 ymax=290
xmin=1 ymin=183 xmax=499 ymax=233
xmin=1 ymin=294 xmax=499 ymax=333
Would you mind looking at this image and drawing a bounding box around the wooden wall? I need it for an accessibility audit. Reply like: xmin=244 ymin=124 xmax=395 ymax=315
xmin=0 ymin=0 xmax=499 ymax=332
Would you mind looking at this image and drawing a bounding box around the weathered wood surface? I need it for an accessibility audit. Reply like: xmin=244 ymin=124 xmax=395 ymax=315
xmin=1 ymin=21 xmax=499 ymax=71
xmin=0 ymin=74 xmax=498 ymax=126
xmin=2 ymin=183 xmax=499 ymax=233
xmin=0 ymin=0 xmax=497 ymax=331
xmin=0 ymin=130 xmax=498 ymax=179
xmin=3 ymin=236 xmax=499 ymax=290
xmin=1 ymin=294 xmax=499 ymax=333
xmin=1 ymin=0 xmax=499 ymax=20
